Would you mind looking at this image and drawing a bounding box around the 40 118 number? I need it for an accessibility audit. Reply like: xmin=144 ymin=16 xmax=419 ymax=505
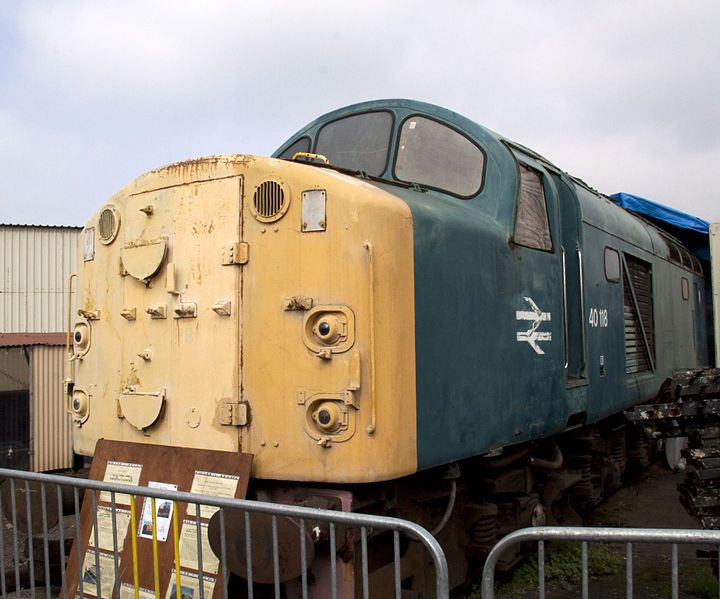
xmin=588 ymin=308 xmax=608 ymax=328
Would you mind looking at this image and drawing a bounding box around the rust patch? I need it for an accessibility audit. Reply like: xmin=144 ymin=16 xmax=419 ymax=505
xmin=191 ymin=220 xmax=215 ymax=236
xmin=149 ymin=154 xmax=256 ymax=179
xmin=123 ymin=363 xmax=141 ymax=388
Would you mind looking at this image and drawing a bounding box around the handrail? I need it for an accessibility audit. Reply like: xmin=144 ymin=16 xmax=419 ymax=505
xmin=577 ymin=248 xmax=586 ymax=373
xmin=292 ymin=152 xmax=329 ymax=165
xmin=363 ymin=241 xmax=377 ymax=435
xmin=561 ymin=247 xmax=568 ymax=370
xmin=64 ymin=272 xmax=77 ymax=415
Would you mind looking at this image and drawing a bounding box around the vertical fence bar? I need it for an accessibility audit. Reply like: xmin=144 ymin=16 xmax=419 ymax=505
xmin=195 ymin=505 xmax=205 ymax=599
xmin=110 ymin=493 xmax=121 ymax=599
xmin=129 ymin=495 xmax=140 ymax=598
xmin=172 ymin=502 xmax=181 ymax=599
xmin=538 ymin=540 xmax=545 ymax=599
xmin=25 ymin=480 xmax=36 ymax=596
xmin=272 ymin=515 xmax=281 ymax=599
xmin=361 ymin=526 xmax=369 ymax=599
xmin=91 ymin=491 xmax=101 ymax=599
xmin=244 ymin=510 xmax=253 ymax=599
xmin=40 ymin=482 xmax=51 ymax=599
xmin=219 ymin=509 xmax=228 ymax=599
xmin=329 ymin=522 xmax=337 ymax=599
xmin=393 ymin=530 xmax=401 ymax=599
xmin=300 ymin=518 xmax=308 ymax=599
xmin=57 ymin=485 xmax=67 ymax=599
xmin=671 ymin=543 xmax=678 ymax=599
xmin=581 ymin=541 xmax=589 ymax=599
xmin=151 ymin=497 xmax=160 ymax=599
xmin=717 ymin=545 xmax=719 ymax=599
xmin=626 ymin=542 xmax=633 ymax=599
xmin=74 ymin=487 xmax=83 ymax=599
xmin=10 ymin=479 xmax=21 ymax=595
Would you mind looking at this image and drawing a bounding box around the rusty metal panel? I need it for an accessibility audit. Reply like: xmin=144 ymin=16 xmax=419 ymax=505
xmin=30 ymin=344 xmax=72 ymax=472
xmin=0 ymin=224 xmax=80 ymax=334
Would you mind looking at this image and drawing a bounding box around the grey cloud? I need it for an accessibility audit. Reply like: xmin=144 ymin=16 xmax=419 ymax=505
xmin=1 ymin=0 xmax=718 ymax=224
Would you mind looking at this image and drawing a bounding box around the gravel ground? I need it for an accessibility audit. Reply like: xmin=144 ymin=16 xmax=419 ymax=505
xmin=2 ymin=509 xmax=74 ymax=598
xmin=492 ymin=461 xmax=712 ymax=599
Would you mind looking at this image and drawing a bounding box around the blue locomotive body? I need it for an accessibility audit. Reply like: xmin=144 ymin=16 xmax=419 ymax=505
xmin=275 ymin=99 xmax=710 ymax=471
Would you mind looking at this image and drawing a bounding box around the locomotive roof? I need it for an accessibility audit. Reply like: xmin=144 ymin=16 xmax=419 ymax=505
xmin=275 ymin=98 xmax=559 ymax=169
xmin=275 ymin=99 xmax=706 ymax=272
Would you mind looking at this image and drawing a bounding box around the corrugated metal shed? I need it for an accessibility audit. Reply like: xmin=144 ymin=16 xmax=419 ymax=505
xmin=0 ymin=224 xmax=79 ymax=472
xmin=31 ymin=345 xmax=72 ymax=471
xmin=1 ymin=224 xmax=81 ymax=334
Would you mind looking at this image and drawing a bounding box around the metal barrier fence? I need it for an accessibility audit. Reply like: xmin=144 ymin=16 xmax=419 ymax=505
xmin=0 ymin=467 xmax=449 ymax=599
xmin=481 ymin=526 xmax=720 ymax=599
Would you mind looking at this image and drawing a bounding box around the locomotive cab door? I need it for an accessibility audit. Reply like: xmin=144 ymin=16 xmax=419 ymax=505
xmin=549 ymin=171 xmax=586 ymax=382
xmin=116 ymin=174 xmax=243 ymax=453
xmin=508 ymin=158 xmax=568 ymax=438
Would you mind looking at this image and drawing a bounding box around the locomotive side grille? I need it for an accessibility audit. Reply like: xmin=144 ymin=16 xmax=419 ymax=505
xmin=623 ymin=255 xmax=654 ymax=374
xmin=252 ymin=180 xmax=288 ymax=222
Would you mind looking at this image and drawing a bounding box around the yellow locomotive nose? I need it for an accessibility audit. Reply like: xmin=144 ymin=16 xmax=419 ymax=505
xmin=70 ymin=154 xmax=419 ymax=484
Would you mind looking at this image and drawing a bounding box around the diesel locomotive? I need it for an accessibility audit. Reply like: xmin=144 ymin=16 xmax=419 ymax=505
xmin=67 ymin=99 xmax=711 ymax=594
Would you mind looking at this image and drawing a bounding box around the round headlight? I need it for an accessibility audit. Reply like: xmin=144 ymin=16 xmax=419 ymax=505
xmin=72 ymin=389 xmax=90 ymax=424
xmin=312 ymin=315 xmax=342 ymax=345
xmin=312 ymin=401 xmax=343 ymax=433
xmin=73 ymin=322 xmax=91 ymax=355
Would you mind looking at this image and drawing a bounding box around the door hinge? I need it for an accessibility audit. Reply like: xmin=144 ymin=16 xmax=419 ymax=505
xmin=217 ymin=400 xmax=249 ymax=426
xmin=221 ymin=242 xmax=249 ymax=266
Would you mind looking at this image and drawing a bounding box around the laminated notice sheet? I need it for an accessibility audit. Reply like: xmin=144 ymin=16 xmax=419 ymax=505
xmin=100 ymin=461 xmax=143 ymax=505
xmin=88 ymin=506 xmax=131 ymax=552
xmin=179 ymin=520 xmax=219 ymax=574
xmin=186 ymin=471 xmax=240 ymax=519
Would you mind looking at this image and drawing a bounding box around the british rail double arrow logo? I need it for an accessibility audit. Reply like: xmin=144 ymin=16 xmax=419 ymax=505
xmin=516 ymin=296 xmax=552 ymax=355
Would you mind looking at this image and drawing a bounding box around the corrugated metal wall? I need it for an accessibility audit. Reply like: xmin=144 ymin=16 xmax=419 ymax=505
xmin=0 ymin=225 xmax=80 ymax=333
xmin=31 ymin=339 xmax=72 ymax=471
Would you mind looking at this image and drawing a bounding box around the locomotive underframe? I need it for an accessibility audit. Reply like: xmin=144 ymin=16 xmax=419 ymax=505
xmin=226 ymin=411 xmax=647 ymax=597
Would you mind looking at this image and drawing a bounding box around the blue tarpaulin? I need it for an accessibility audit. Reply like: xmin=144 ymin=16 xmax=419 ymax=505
xmin=609 ymin=192 xmax=710 ymax=261
xmin=610 ymin=192 xmax=709 ymax=234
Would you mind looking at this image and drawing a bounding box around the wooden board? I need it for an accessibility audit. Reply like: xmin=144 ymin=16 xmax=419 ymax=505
xmin=66 ymin=440 xmax=252 ymax=599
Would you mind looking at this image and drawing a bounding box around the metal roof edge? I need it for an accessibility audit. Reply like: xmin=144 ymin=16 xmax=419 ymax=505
xmin=0 ymin=333 xmax=67 ymax=347
xmin=0 ymin=223 xmax=82 ymax=229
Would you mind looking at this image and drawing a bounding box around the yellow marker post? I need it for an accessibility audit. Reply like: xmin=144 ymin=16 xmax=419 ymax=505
xmin=151 ymin=497 xmax=160 ymax=598
xmin=172 ymin=503 xmax=182 ymax=599
xmin=130 ymin=496 xmax=140 ymax=599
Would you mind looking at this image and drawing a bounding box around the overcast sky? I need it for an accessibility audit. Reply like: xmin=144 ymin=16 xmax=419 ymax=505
xmin=1 ymin=0 xmax=718 ymax=227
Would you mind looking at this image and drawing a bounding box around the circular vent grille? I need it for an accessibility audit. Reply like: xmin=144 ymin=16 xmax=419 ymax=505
xmin=252 ymin=181 xmax=289 ymax=222
xmin=98 ymin=205 xmax=120 ymax=244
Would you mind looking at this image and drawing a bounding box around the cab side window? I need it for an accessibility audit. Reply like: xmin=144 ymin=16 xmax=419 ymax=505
xmin=277 ymin=137 xmax=311 ymax=160
xmin=514 ymin=164 xmax=552 ymax=251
